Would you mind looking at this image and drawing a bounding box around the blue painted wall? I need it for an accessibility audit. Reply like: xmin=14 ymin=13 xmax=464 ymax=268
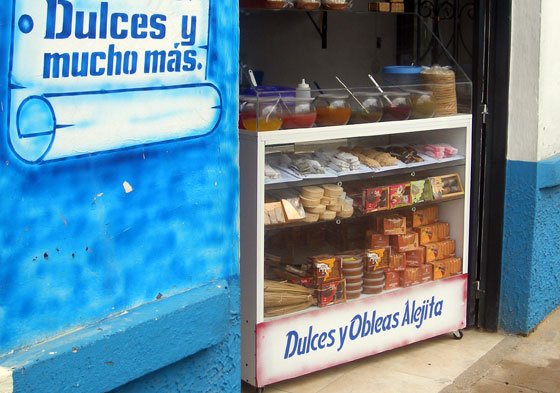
xmin=0 ymin=0 xmax=239 ymax=367
xmin=500 ymin=156 xmax=560 ymax=333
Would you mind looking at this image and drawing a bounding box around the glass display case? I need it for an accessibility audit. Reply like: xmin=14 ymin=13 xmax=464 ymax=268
xmin=239 ymin=4 xmax=472 ymax=389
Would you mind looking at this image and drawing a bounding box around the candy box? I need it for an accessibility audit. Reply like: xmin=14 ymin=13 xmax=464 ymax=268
xmin=363 ymin=186 xmax=389 ymax=213
xmin=414 ymin=224 xmax=438 ymax=245
xmin=377 ymin=214 xmax=407 ymax=235
xmin=389 ymin=183 xmax=412 ymax=209
xmin=364 ymin=247 xmax=390 ymax=272
xmin=429 ymin=174 xmax=464 ymax=199
xmin=405 ymin=247 xmax=425 ymax=266
xmin=387 ymin=252 xmax=406 ymax=272
xmin=365 ymin=231 xmax=390 ymax=249
xmin=444 ymin=257 xmax=463 ymax=276
xmin=385 ymin=271 xmax=400 ymax=290
xmin=317 ymin=279 xmax=347 ymax=307
xmin=410 ymin=206 xmax=439 ymax=227
xmin=308 ymin=256 xmax=343 ymax=284
xmin=411 ymin=179 xmax=434 ymax=204
xmin=390 ymin=231 xmax=419 ymax=252
xmin=418 ymin=264 xmax=433 ymax=283
xmin=429 ymin=261 xmax=449 ymax=280
xmin=425 ymin=240 xmax=456 ymax=262
xmin=399 ymin=267 xmax=421 ymax=287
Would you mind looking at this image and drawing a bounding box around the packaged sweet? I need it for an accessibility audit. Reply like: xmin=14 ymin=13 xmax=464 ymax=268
xmin=281 ymin=198 xmax=306 ymax=222
xmin=430 ymin=174 xmax=464 ymax=199
xmin=378 ymin=214 xmax=407 ymax=235
xmin=365 ymin=231 xmax=390 ymax=249
xmin=443 ymin=257 xmax=463 ymax=276
xmin=389 ymin=183 xmax=412 ymax=209
xmin=411 ymin=206 xmax=439 ymax=227
xmin=363 ymin=186 xmax=389 ymax=213
xmin=385 ymin=271 xmax=400 ymax=290
xmin=317 ymin=279 xmax=347 ymax=307
xmin=380 ymin=145 xmax=423 ymax=164
xmin=364 ymin=247 xmax=390 ymax=271
xmin=321 ymin=0 xmax=349 ymax=11
xmin=390 ymin=231 xmax=419 ymax=252
xmin=263 ymin=280 xmax=315 ymax=317
xmin=399 ymin=267 xmax=421 ymax=287
xmin=418 ymin=264 xmax=433 ymax=283
xmin=410 ymin=179 xmax=433 ymax=204
xmin=301 ymin=185 xmax=325 ymax=199
xmin=405 ymin=247 xmax=425 ymax=266
xmin=309 ymin=256 xmax=343 ymax=284
xmin=295 ymin=0 xmax=321 ymax=9
xmin=362 ymin=283 xmax=384 ymax=295
xmin=264 ymin=202 xmax=286 ymax=226
xmin=414 ymin=224 xmax=438 ymax=245
xmin=387 ymin=252 xmax=407 ymax=271
xmin=424 ymin=240 xmax=456 ymax=262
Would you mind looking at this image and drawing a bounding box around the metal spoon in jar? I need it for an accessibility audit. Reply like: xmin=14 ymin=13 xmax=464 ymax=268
xmin=335 ymin=76 xmax=370 ymax=114
xmin=367 ymin=74 xmax=393 ymax=105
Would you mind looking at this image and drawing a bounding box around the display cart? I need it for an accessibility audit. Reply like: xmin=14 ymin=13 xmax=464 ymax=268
xmin=239 ymin=4 xmax=472 ymax=390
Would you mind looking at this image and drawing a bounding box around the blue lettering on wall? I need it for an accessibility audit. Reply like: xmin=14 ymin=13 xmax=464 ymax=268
xmin=8 ymin=0 xmax=217 ymax=164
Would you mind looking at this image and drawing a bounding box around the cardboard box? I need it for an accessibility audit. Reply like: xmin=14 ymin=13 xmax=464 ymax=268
xmin=389 ymin=183 xmax=412 ymax=209
xmin=317 ymin=279 xmax=347 ymax=307
xmin=414 ymin=224 xmax=438 ymax=245
xmin=430 ymin=261 xmax=448 ymax=280
xmin=390 ymin=231 xmax=419 ymax=252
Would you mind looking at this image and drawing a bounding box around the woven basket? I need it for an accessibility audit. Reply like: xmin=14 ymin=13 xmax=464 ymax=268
xmin=421 ymin=67 xmax=458 ymax=117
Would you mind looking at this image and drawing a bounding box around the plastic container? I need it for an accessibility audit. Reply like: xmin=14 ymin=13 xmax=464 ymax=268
xmin=240 ymin=96 xmax=283 ymax=131
xmin=295 ymin=0 xmax=320 ymax=9
xmin=382 ymin=66 xmax=424 ymax=87
xmin=281 ymin=97 xmax=317 ymax=129
xmin=407 ymin=89 xmax=436 ymax=119
xmin=314 ymin=94 xmax=351 ymax=127
xmin=362 ymin=283 xmax=384 ymax=294
xmin=381 ymin=92 xmax=412 ymax=122
xmin=322 ymin=0 xmax=348 ymax=10
xmin=348 ymin=92 xmax=383 ymax=124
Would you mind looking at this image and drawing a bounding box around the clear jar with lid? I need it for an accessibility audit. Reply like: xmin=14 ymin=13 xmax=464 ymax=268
xmin=281 ymin=97 xmax=317 ymax=129
xmin=240 ymin=95 xmax=284 ymax=131
xmin=314 ymin=94 xmax=351 ymax=127
xmin=348 ymin=92 xmax=383 ymax=124
xmin=407 ymin=89 xmax=436 ymax=119
xmin=381 ymin=91 xmax=412 ymax=122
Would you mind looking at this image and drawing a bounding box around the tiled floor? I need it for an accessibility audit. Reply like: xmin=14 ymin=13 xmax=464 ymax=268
xmin=242 ymin=329 xmax=504 ymax=393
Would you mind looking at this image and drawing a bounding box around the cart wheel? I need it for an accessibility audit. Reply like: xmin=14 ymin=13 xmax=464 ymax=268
xmin=452 ymin=330 xmax=463 ymax=340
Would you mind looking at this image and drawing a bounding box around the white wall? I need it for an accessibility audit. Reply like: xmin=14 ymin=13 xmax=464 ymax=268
xmin=507 ymin=0 xmax=540 ymax=162
xmin=509 ymin=0 xmax=560 ymax=162
xmin=537 ymin=0 xmax=560 ymax=161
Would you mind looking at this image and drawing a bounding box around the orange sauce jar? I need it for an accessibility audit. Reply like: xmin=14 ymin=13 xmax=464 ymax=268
xmin=314 ymin=94 xmax=351 ymax=127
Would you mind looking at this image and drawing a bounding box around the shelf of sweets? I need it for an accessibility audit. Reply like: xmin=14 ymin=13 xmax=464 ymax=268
xmin=262 ymin=273 xmax=464 ymax=322
xmin=264 ymin=172 xmax=465 ymax=230
xmin=264 ymin=201 xmax=463 ymax=320
xmin=265 ymin=156 xmax=465 ymax=190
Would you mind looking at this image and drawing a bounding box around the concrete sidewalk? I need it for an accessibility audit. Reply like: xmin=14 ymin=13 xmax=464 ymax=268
xmin=242 ymin=307 xmax=560 ymax=393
